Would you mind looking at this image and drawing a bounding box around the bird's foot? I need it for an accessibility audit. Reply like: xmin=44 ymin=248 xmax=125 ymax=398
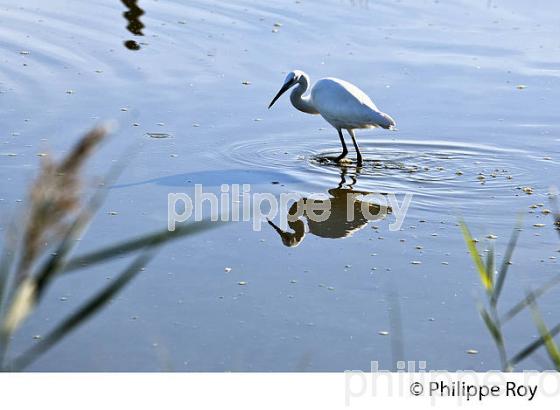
xmin=335 ymin=151 xmax=350 ymax=163
xmin=335 ymin=157 xmax=352 ymax=165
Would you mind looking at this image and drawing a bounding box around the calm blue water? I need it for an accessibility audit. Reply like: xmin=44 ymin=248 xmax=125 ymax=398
xmin=0 ymin=0 xmax=559 ymax=371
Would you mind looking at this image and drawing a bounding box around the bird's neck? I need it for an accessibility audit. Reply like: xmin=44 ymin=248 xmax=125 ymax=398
xmin=290 ymin=78 xmax=319 ymax=115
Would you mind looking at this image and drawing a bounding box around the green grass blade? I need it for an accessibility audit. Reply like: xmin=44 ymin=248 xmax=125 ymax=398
xmin=479 ymin=306 xmax=503 ymax=346
xmin=486 ymin=244 xmax=495 ymax=286
xmin=528 ymin=294 xmax=560 ymax=370
xmin=501 ymin=275 xmax=560 ymax=324
xmin=460 ymin=220 xmax=492 ymax=291
xmin=6 ymin=251 xmax=154 ymax=371
xmin=62 ymin=219 xmax=222 ymax=274
xmin=0 ymin=218 xmax=18 ymax=314
xmin=478 ymin=304 xmax=509 ymax=370
xmin=510 ymin=322 xmax=560 ymax=367
xmin=491 ymin=222 xmax=521 ymax=307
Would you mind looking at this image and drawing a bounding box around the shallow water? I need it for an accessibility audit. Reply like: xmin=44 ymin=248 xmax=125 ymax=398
xmin=1 ymin=0 xmax=560 ymax=371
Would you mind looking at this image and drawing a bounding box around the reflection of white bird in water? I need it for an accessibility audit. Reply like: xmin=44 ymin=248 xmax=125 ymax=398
xmin=268 ymin=70 xmax=396 ymax=166
xmin=267 ymin=169 xmax=391 ymax=247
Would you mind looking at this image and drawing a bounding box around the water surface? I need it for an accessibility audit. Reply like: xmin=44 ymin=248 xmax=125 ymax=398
xmin=1 ymin=0 xmax=560 ymax=371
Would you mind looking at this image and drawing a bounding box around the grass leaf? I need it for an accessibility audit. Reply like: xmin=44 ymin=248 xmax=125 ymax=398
xmin=62 ymin=220 xmax=221 ymax=274
xmin=528 ymin=294 xmax=560 ymax=370
xmin=501 ymin=275 xmax=560 ymax=324
xmin=6 ymin=251 xmax=154 ymax=371
xmin=460 ymin=220 xmax=492 ymax=291
xmin=0 ymin=278 xmax=36 ymax=338
xmin=510 ymin=322 xmax=560 ymax=367
xmin=478 ymin=304 xmax=510 ymax=369
xmin=479 ymin=305 xmax=503 ymax=347
xmin=486 ymin=244 xmax=495 ymax=286
xmin=0 ymin=219 xmax=18 ymax=315
xmin=491 ymin=221 xmax=521 ymax=307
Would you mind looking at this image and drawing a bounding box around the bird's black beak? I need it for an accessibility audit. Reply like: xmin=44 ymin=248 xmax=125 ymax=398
xmin=268 ymin=81 xmax=293 ymax=109
xmin=267 ymin=218 xmax=285 ymax=234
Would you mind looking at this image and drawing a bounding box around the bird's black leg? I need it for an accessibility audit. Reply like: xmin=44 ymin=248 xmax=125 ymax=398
xmin=348 ymin=129 xmax=363 ymax=167
xmin=335 ymin=128 xmax=348 ymax=163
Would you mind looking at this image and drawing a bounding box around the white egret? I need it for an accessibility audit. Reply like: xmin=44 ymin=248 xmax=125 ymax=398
xmin=268 ymin=70 xmax=396 ymax=166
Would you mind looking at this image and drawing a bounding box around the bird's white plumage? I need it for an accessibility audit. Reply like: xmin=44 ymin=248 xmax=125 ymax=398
xmin=268 ymin=70 xmax=396 ymax=166
xmin=310 ymin=78 xmax=389 ymax=129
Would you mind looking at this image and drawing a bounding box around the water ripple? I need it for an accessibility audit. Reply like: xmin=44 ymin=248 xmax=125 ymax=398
xmin=219 ymin=134 xmax=539 ymax=214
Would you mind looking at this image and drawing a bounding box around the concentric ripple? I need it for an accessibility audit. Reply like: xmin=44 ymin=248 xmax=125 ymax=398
xmin=220 ymin=134 xmax=540 ymax=215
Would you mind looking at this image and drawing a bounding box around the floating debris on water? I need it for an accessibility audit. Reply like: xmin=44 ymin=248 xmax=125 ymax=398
xmin=521 ymin=186 xmax=534 ymax=194
xmin=147 ymin=132 xmax=171 ymax=138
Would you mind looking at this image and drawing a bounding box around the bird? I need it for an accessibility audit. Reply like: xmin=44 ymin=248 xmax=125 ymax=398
xmin=268 ymin=70 xmax=396 ymax=166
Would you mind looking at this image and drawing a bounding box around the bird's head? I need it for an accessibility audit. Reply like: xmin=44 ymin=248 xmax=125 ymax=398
xmin=268 ymin=70 xmax=305 ymax=109
xmin=381 ymin=113 xmax=398 ymax=131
